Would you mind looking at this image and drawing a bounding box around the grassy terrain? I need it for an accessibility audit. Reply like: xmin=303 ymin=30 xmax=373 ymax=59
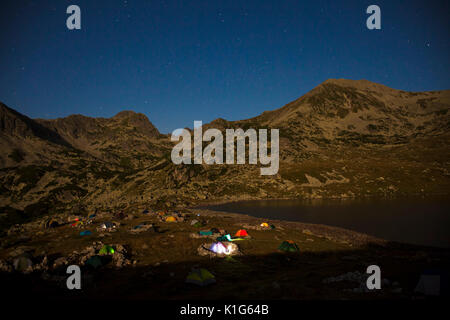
xmin=0 ymin=207 xmax=448 ymax=300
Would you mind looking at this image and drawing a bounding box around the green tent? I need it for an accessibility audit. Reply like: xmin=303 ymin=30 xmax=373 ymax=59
xmin=85 ymin=255 xmax=103 ymax=269
xmin=216 ymin=234 xmax=232 ymax=242
xmin=185 ymin=268 xmax=216 ymax=286
xmin=99 ymin=245 xmax=115 ymax=255
xmin=278 ymin=240 xmax=300 ymax=252
xmin=199 ymin=230 xmax=213 ymax=236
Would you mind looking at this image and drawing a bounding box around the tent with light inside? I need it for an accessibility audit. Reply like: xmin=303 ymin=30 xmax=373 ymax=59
xmin=99 ymin=245 xmax=115 ymax=255
xmin=209 ymin=241 xmax=233 ymax=255
xmin=216 ymin=234 xmax=232 ymax=242
xmin=278 ymin=240 xmax=300 ymax=252
xmin=235 ymin=229 xmax=249 ymax=237
xmin=185 ymin=268 xmax=216 ymax=286
xmin=165 ymin=216 xmax=177 ymax=222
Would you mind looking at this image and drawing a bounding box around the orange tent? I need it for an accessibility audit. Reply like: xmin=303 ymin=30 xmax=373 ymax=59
xmin=235 ymin=229 xmax=249 ymax=237
xmin=260 ymin=222 xmax=269 ymax=228
xmin=165 ymin=216 xmax=177 ymax=222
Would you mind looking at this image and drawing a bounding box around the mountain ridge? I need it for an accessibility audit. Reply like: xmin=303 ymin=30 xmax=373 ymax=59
xmin=0 ymin=78 xmax=449 ymax=217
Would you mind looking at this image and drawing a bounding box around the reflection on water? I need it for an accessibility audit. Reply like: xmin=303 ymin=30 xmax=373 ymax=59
xmin=204 ymin=197 xmax=450 ymax=248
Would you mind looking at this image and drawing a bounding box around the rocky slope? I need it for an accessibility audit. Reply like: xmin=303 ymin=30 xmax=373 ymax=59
xmin=0 ymin=79 xmax=449 ymax=229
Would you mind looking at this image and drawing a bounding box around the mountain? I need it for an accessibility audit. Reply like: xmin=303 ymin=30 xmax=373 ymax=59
xmin=0 ymin=79 xmax=449 ymax=218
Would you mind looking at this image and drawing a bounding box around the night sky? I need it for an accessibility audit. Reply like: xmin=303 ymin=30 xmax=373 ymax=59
xmin=0 ymin=0 xmax=448 ymax=133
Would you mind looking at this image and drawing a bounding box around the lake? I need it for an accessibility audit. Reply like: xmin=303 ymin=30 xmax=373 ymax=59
xmin=203 ymin=198 xmax=450 ymax=248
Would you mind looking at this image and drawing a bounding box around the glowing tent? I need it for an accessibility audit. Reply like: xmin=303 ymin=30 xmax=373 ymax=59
xmin=209 ymin=242 xmax=234 ymax=255
xmin=235 ymin=229 xmax=249 ymax=237
xmin=99 ymin=245 xmax=115 ymax=255
xmin=165 ymin=216 xmax=177 ymax=222
xmin=216 ymin=234 xmax=232 ymax=242
xmin=260 ymin=222 xmax=270 ymax=228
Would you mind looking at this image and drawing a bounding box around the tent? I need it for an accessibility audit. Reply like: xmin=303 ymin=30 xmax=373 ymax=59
xmin=85 ymin=255 xmax=103 ymax=269
xmin=13 ymin=254 xmax=33 ymax=272
xmin=216 ymin=234 xmax=232 ymax=242
xmin=101 ymin=222 xmax=115 ymax=229
xmin=88 ymin=214 xmax=96 ymax=219
xmin=415 ymin=269 xmax=449 ymax=296
xmin=260 ymin=222 xmax=270 ymax=228
xmin=199 ymin=230 xmax=213 ymax=236
xmin=209 ymin=242 xmax=234 ymax=255
xmin=278 ymin=240 xmax=300 ymax=252
xmin=185 ymin=268 xmax=216 ymax=286
xmin=44 ymin=219 xmax=59 ymax=229
xmin=80 ymin=230 xmax=92 ymax=236
xmin=99 ymin=245 xmax=115 ymax=255
xmin=165 ymin=216 xmax=177 ymax=222
xmin=235 ymin=229 xmax=249 ymax=237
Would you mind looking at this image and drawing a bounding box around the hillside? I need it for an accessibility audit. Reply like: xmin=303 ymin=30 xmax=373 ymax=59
xmin=0 ymin=79 xmax=449 ymax=228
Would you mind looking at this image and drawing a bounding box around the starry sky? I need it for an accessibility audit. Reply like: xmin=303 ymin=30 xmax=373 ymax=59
xmin=0 ymin=0 xmax=448 ymax=133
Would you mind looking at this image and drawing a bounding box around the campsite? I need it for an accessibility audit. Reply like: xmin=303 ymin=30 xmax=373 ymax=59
xmin=1 ymin=205 xmax=448 ymax=299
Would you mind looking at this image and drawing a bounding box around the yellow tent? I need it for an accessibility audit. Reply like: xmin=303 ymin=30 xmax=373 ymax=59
xmin=260 ymin=222 xmax=269 ymax=228
xmin=165 ymin=216 xmax=177 ymax=222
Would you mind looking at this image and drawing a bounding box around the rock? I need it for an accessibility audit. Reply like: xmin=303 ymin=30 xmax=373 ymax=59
xmin=0 ymin=259 xmax=13 ymax=272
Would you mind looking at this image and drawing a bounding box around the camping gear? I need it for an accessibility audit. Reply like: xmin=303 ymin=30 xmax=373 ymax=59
xmin=88 ymin=214 xmax=96 ymax=219
xmin=185 ymin=268 xmax=216 ymax=286
xmin=99 ymin=245 xmax=115 ymax=255
xmin=415 ymin=269 xmax=450 ymax=296
xmin=165 ymin=216 xmax=177 ymax=222
xmin=85 ymin=255 xmax=103 ymax=269
xmin=235 ymin=229 xmax=249 ymax=237
xmin=199 ymin=230 xmax=213 ymax=236
xmin=101 ymin=222 xmax=115 ymax=229
xmin=216 ymin=234 xmax=232 ymax=242
xmin=80 ymin=230 xmax=92 ymax=236
xmin=13 ymin=254 xmax=33 ymax=272
xmin=278 ymin=240 xmax=300 ymax=252
xmin=260 ymin=222 xmax=269 ymax=228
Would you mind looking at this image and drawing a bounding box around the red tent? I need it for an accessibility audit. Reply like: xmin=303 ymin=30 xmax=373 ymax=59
xmin=235 ymin=229 xmax=249 ymax=237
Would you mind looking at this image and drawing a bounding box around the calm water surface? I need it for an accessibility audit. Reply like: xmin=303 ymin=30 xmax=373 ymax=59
xmin=204 ymin=198 xmax=450 ymax=248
